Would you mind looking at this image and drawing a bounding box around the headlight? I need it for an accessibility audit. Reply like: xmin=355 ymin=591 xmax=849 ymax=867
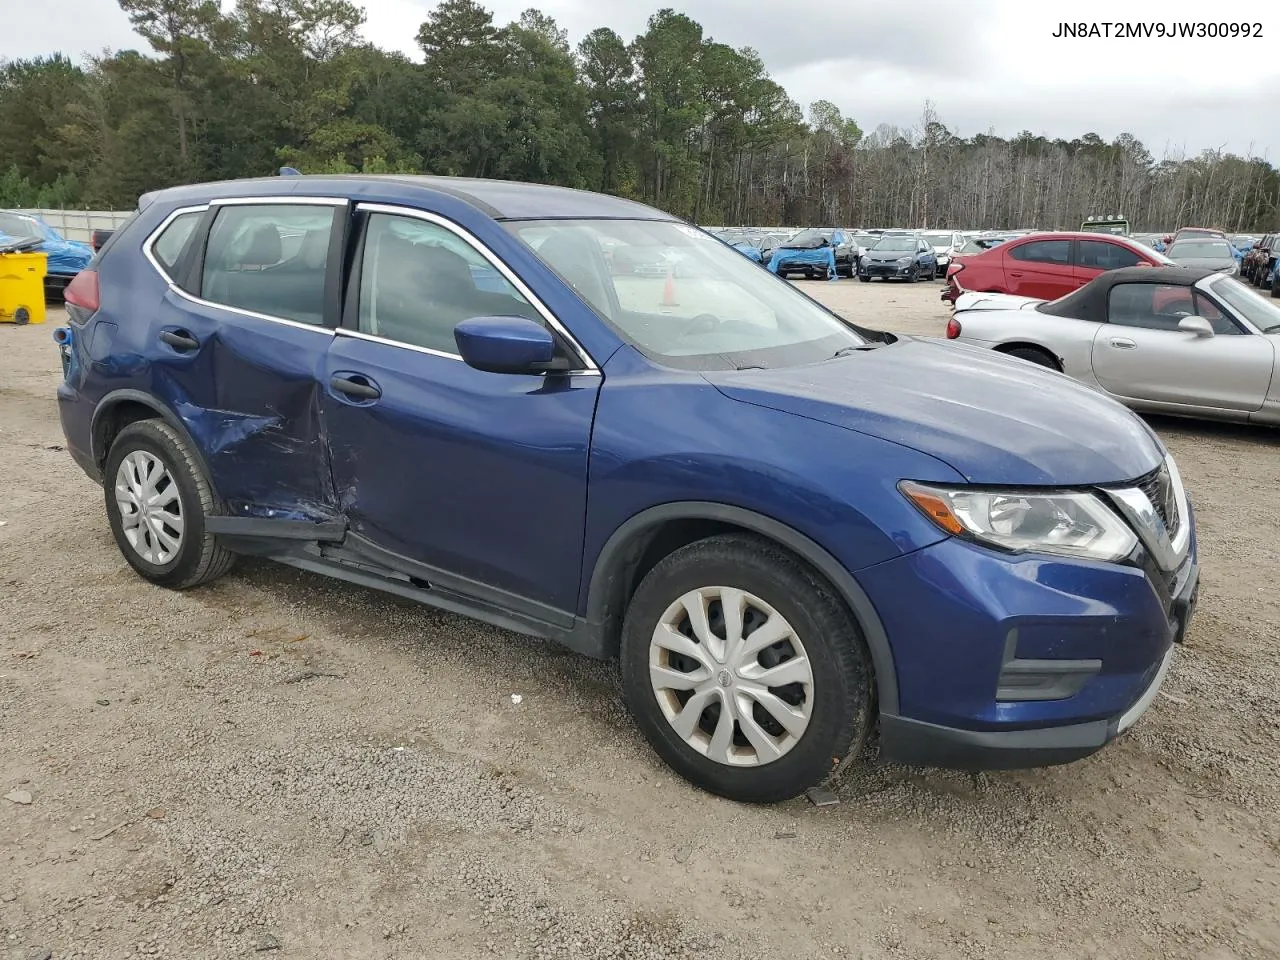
xmin=900 ymin=482 xmax=1138 ymax=562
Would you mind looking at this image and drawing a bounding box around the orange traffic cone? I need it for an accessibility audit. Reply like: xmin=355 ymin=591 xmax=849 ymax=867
xmin=661 ymin=265 xmax=679 ymax=307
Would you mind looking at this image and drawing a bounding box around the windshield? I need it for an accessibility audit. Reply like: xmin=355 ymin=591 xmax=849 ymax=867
xmin=922 ymin=233 xmax=952 ymax=247
xmin=1168 ymin=240 xmax=1233 ymax=259
xmin=0 ymin=213 xmax=44 ymax=241
xmin=872 ymin=236 xmax=917 ymax=252
xmin=786 ymin=229 xmax=828 ymax=246
xmin=505 ymin=219 xmax=866 ymax=370
xmin=1209 ymin=276 xmax=1280 ymax=333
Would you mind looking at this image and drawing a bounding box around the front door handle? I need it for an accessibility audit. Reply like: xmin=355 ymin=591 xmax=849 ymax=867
xmin=1009 ymin=271 xmax=1024 ymax=278
xmin=160 ymin=329 xmax=200 ymax=352
xmin=1109 ymin=337 xmax=1137 ymax=349
xmin=330 ymin=374 xmax=381 ymax=401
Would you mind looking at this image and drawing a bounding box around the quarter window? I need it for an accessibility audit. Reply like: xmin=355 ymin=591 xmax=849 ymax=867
xmin=358 ymin=213 xmax=540 ymax=354
xmin=1009 ymin=239 xmax=1070 ymax=265
xmin=151 ymin=211 xmax=201 ymax=275
xmin=201 ymin=204 xmax=335 ymax=325
xmin=1078 ymin=240 xmax=1143 ymax=271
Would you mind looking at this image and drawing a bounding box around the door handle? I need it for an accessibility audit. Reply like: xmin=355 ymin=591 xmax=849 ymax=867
xmin=329 ymin=374 xmax=381 ymax=401
xmin=1009 ymin=271 xmax=1024 ymax=278
xmin=160 ymin=329 xmax=200 ymax=352
xmin=1109 ymin=337 xmax=1136 ymax=349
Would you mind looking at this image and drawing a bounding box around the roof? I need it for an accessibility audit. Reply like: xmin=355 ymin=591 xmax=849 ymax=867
xmin=1036 ymin=265 xmax=1215 ymax=324
xmin=143 ymin=174 xmax=674 ymax=222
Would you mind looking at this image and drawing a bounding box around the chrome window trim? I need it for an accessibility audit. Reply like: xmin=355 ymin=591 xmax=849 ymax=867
xmin=337 ymin=328 xmax=460 ymax=362
xmin=142 ymin=198 xmax=345 ymax=335
xmin=355 ymin=202 xmax=600 ymax=373
xmin=142 ymin=204 xmax=209 ymax=286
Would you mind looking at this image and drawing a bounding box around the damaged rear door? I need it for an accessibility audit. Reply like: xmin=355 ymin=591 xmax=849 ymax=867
xmin=150 ymin=197 xmax=347 ymax=520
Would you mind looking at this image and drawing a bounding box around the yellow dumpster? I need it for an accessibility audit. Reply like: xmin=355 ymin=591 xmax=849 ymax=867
xmin=0 ymin=251 xmax=48 ymax=325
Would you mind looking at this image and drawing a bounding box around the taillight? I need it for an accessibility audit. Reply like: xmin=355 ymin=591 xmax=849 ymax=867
xmin=946 ymin=317 xmax=961 ymax=339
xmin=947 ymin=262 xmax=963 ymax=278
xmin=64 ymin=270 xmax=100 ymax=313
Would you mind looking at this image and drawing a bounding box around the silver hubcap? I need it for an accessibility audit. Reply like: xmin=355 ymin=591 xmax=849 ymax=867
xmin=114 ymin=450 xmax=185 ymax=565
xmin=649 ymin=587 xmax=814 ymax=767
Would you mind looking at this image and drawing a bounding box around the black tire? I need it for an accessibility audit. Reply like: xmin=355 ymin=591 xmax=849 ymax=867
xmin=13 ymin=307 xmax=30 ymax=325
xmin=1271 ymin=273 xmax=1279 ymax=299
xmin=1001 ymin=345 xmax=1060 ymax=370
xmin=103 ymin=419 xmax=236 ymax=589
xmin=908 ymin=267 xmax=919 ymax=283
xmin=619 ymin=534 xmax=874 ymax=804
xmin=858 ymin=275 xmax=870 ymax=282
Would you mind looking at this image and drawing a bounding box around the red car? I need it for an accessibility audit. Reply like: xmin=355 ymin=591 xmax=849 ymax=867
xmin=942 ymin=232 xmax=1170 ymax=304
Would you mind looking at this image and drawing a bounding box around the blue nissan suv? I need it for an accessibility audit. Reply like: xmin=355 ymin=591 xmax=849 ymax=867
xmin=55 ymin=175 xmax=1199 ymax=803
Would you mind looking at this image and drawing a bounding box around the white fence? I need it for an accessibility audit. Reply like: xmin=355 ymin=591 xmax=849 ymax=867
xmin=12 ymin=209 xmax=135 ymax=243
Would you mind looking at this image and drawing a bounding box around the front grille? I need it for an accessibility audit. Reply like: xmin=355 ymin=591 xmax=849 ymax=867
xmin=1134 ymin=464 xmax=1180 ymax=538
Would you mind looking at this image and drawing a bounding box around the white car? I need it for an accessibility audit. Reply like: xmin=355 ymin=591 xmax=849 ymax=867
xmin=945 ymin=265 xmax=1280 ymax=426
xmin=921 ymin=230 xmax=965 ymax=277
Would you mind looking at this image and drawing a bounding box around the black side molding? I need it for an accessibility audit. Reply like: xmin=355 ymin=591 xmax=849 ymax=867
xmin=205 ymin=516 xmax=347 ymax=541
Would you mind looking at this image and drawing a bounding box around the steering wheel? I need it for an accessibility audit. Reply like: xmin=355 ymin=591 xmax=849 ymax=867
xmin=673 ymin=312 xmax=724 ymax=341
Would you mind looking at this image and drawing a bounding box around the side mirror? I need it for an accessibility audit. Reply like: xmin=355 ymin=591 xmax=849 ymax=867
xmin=1178 ymin=316 xmax=1215 ymax=338
xmin=454 ymin=316 xmax=560 ymax=374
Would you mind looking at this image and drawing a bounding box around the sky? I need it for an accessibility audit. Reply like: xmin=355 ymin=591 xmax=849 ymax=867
xmin=6 ymin=0 xmax=1278 ymax=161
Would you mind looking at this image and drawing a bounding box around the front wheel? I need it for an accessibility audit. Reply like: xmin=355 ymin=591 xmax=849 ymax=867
xmin=908 ymin=267 xmax=919 ymax=283
xmin=103 ymin=420 xmax=236 ymax=589
xmin=858 ymin=275 xmax=871 ymax=283
xmin=620 ymin=534 xmax=874 ymax=803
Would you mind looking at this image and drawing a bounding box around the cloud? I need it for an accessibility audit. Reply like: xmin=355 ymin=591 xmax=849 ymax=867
xmin=4 ymin=0 xmax=1277 ymax=159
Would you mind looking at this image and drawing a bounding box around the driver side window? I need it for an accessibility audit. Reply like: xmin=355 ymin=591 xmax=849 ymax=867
xmin=1107 ymin=283 xmax=1191 ymax=331
xmin=358 ymin=213 xmax=540 ymax=354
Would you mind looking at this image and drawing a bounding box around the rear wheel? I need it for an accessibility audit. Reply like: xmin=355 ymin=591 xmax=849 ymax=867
xmin=1001 ymin=345 xmax=1060 ymax=370
xmin=103 ymin=420 xmax=236 ymax=589
xmin=620 ymin=534 xmax=874 ymax=803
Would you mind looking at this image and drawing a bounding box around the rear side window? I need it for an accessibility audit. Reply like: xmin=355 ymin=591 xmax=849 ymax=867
xmin=1009 ymin=239 xmax=1070 ymax=264
xmin=201 ymin=204 xmax=335 ymax=325
xmin=1078 ymin=240 xmax=1142 ymax=270
xmin=151 ymin=212 xmax=201 ymax=275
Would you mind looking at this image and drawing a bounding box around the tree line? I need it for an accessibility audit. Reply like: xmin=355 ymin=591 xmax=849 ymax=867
xmin=2 ymin=0 xmax=1278 ymax=232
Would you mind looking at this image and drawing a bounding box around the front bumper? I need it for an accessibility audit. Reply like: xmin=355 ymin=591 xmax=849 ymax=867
xmin=861 ymin=261 xmax=915 ymax=278
xmin=860 ymin=532 xmax=1198 ymax=770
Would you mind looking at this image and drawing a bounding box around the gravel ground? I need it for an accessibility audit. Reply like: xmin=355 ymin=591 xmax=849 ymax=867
xmin=1 ymin=281 xmax=1278 ymax=960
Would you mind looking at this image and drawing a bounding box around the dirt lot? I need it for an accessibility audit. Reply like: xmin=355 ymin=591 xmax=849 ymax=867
xmin=2 ymin=280 xmax=1278 ymax=960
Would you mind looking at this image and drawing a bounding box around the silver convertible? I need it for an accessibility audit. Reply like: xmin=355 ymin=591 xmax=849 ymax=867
xmin=946 ymin=265 xmax=1280 ymax=426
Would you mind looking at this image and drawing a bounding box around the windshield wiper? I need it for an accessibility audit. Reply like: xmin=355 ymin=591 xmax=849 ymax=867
xmin=1263 ymin=324 xmax=1280 ymax=333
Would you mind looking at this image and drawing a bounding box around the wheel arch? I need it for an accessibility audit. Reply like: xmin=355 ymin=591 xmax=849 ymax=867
xmin=583 ymin=502 xmax=899 ymax=714
xmin=91 ymin=390 xmax=218 ymax=495
xmin=993 ymin=341 xmax=1063 ymax=370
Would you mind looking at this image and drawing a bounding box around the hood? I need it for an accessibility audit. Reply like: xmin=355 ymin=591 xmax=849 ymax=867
xmin=1169 ymin=256 xmax=1235 ymax=272
xmin=866 ymin=248 xmax=916 ymax=262
xmin=704 ymin=338 xmax=1163 ymax=486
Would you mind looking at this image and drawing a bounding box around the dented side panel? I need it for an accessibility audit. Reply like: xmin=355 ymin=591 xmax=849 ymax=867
xmin=149 ymin=291 xmax=338 ymax=521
